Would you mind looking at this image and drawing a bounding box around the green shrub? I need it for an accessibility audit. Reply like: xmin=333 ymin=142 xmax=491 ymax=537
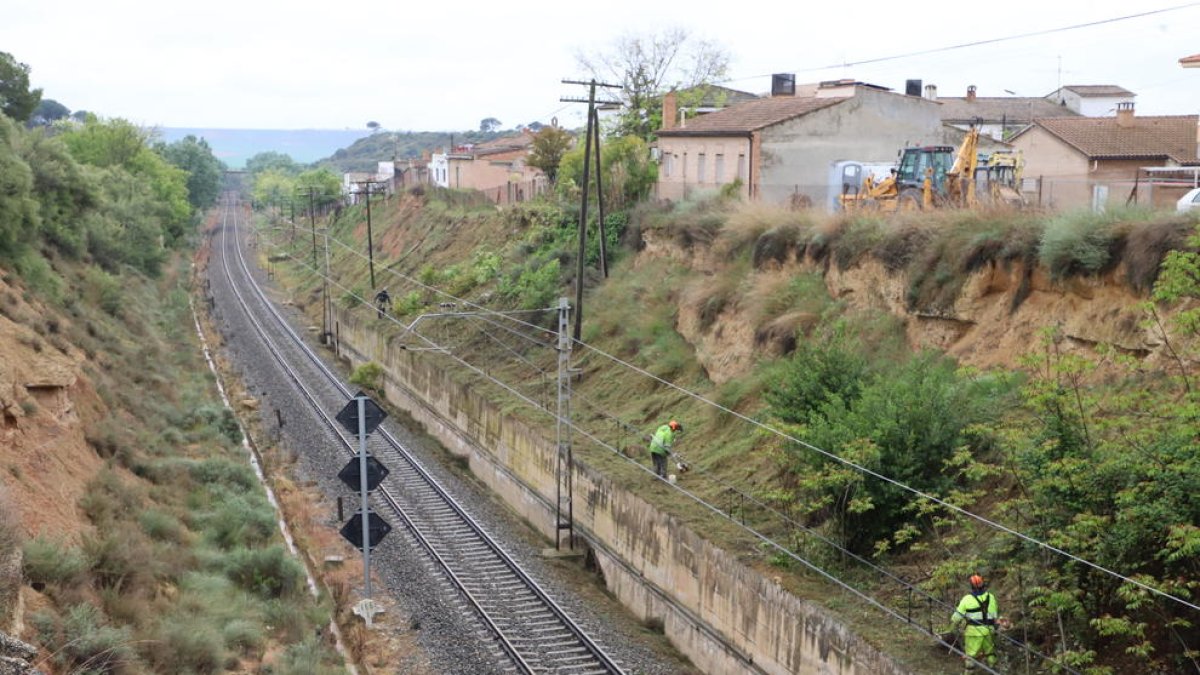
xmin=200 ymin=492 xmax=277 ymax=550
xmin=23 ymin=536 xmax=89 ymax=586
xmin=151 ymin=617 xmax=224 ymax=674
xmin=138 ymin=509 xmax=188 ymax=543
xmin=273 ymin=638 xmax=343 ymax=675
xmin=1039 ymin=210 xmax=1118 ymax=279
xmin=221 ymin=618 xmax=265 ymax=653
xmin=188 ymin=458 xmax=256 ymax=491
xmin=223 ymin=546 xmax=304 ymax=599
xmin=35 ymin=603 xmax=137 ymax=673
xmin=186 ymin=404 xmax=242 ymax=445
xmin=392 ymin=290 xmax=423 ymax=316
xmin=13 ymin=250 xmax=63 ymax=303
xmin=349 ymin=361 xmax=384 ymax=392
xmin=500 ymin=259 xmax=561 ymax=310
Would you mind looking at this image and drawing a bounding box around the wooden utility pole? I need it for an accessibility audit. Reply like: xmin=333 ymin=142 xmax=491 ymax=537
xmin=352 ymin=181 xmax=386 ymax=289
xmin=561 ymin=78 xmax=621 ymax=341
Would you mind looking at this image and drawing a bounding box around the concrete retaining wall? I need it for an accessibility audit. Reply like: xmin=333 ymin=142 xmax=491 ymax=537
xmin=333 ymin=308 xmax=911 ymax=675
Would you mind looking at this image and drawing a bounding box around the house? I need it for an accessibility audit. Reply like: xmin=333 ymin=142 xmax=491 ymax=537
xmin=936 ymin=85 xmax=1077 ymax=141
xmin=1044 ymin=85 xmax=1136 ymax=117
xmin=1009 ymin=104 xmax=1200 ymax=209
xmin=1181 ymin=53 xmax=1200 ymax=68
xmin=444 ymin=132 xmax=540 ymax=191
xmin=342 ymin=161 xmax=395 ymax=203
xmin=655 ymin=82 xmax=949 ymax=207
xmin=428 ymin=150 xmax=450 ymax=188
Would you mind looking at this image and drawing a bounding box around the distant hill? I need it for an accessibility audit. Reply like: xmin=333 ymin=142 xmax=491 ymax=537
xmin=158 ymin=128 xmax=372 ymax=168
xmin=318 ymin=130 xmax=512 ymax=173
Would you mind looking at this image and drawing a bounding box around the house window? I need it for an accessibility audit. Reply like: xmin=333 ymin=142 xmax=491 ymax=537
xmin=682 ymin=153 xmax=688 ymax=179
xmin=664 ymin=153 xmax=674 ymax=177
xmin=697 ymin=153 xmax=706 ymax=183
xmin=737 ymin=154 xmax=746 ymax=181
xmin=715 ymin=154 xmax=725 ymax=183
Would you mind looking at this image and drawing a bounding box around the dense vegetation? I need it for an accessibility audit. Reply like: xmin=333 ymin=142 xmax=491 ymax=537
xmin=262 ymin=171 xmax=1200 ymax=673
xmin=0 ymin=100 xmax=340 ymax=672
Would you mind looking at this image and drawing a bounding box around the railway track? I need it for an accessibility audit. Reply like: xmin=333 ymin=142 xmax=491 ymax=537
xmin=211 ymin=196 xmax=625 ymax=675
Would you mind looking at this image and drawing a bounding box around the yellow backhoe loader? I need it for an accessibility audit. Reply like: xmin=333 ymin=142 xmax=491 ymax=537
xmin=840 ymin=127 xmax=1025 ymax=212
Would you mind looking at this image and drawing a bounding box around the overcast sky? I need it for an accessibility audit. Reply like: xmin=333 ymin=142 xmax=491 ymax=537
xmin=4 ymin=0 xmax=1198 ymax=131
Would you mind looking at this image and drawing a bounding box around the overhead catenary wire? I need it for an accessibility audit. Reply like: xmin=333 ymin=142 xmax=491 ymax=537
xmin=570 ymin=336 xmax=1200 ymax=615
xmin=288 ymin=215 xmax=1200 ymax=616
xmin=258 ymin=234 xmax=1014 ymax=673
xmin=256 ymin=229 xmax=1103 ymax=674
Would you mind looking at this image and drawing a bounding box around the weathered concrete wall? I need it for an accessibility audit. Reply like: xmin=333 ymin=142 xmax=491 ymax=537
xmin=333 ymin=308 xmax=911 ymax=675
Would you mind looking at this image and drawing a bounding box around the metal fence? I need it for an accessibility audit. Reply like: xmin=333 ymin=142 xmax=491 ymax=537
xmin=476 ymin=178 xmax=549 ymax=206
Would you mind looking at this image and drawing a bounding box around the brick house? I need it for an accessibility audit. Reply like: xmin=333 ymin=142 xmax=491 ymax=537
xmin=654 ymin=83 xmax=947 ymax=207
xmin=445 ymin=132 xmax=540 ymax=191
xmin=1009 ymin=104 xmax=1200 ymax=209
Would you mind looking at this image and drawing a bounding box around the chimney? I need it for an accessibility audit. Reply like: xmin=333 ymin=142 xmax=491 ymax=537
xmin=967 ymin=85 xmax=977 ymax=103
xmin=1117 ymin=101 xmax=1135 ymax=128
xmin=924 ymin=84 xmax=938 ymax=101
xmin=771 ymin=73 xmax=796 ymax=97
xmin=662 ymin=91 xmax=678 ymax=130
xmin=905 ymin=79 xmax=922 ymax=97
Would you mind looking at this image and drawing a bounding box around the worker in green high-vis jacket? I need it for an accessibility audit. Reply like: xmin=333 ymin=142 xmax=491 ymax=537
xmin=950 ymin=574 xmax=1002 ymax=672
xmin=648 ymin=420 xmax=681 ymax=479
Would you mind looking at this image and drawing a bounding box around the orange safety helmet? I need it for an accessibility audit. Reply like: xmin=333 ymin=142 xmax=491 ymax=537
xmin=969 ymin=574 xmax=986 ymax=590
xmin=668 ymin=420 xmax=681 ymax=432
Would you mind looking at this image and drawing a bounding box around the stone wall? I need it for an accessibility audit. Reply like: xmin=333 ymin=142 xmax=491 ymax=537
xmin=333 ymin=308 xmax=911 ymax=675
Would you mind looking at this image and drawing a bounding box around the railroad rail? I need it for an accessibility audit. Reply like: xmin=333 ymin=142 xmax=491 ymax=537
xmin=212 ymin=196 xmax=625 ymax=674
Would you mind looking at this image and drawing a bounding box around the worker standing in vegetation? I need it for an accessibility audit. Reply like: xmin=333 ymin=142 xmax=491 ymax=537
xmin=374 ymin=288 xmax=390 ymax=319
xmin=951 ymin=574 xmax=1001 ymax=672
xmin=648 ymin=420 xmax=682 ymax=479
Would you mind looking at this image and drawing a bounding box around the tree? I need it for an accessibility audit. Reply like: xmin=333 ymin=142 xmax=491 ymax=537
xmin=157 ymin=135 xmax=224 ymax=211
xmin=575 ymin=27 xmax=729 ymax=140
xmin=295 ymin=168 xmax=341 ymax=207
xmin=0 ymin=52 xmax=43 ymax=122
xmin=245 ymin=151 xmax=299 ymax=176
xmin=30 ymin=99 xmax=69 ymax=126
xmin=367 ymin=121 xmax=381 ymax=133
xmin=526 ymin=126 xmax=573 ymax=184
xmin=479 ymin=117 xmax=502 ymax=133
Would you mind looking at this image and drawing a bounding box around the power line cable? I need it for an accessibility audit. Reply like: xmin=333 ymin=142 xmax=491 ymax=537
xmin=280 ymin=216 xmax=1200 ymax=614
xmin=255 ymin=231 xmax=1016 ymax=673
xmin=258 ymin=228 xmax=1105 ymax=673
xmin=720 ymin=2 xmax=1200 ymax=84
xmin=568 ymin=337 xmax=1200 ymax=614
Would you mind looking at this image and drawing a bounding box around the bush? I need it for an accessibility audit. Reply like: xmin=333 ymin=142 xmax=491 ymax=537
xmin=138 ymin=508 xmax=188 ymax=543
xmin=200 ymin=492 xmax=277 ymax=550
xmin=769 ymin=346 xmax=1013 ymax=553
xmin=188 ymin=458 xmax=256 ymax=491
xmin=500 ymin=259 xmax=561 ymax=310
xmin=35 ymin=603 xmax=137 ymax=673
xmin=223 ymin=546 xmax=304 ymax=599
xmin=1039 ymin=210 xmax=1118 ymax=279
xmin=349 ymin=361 xmax=384 ymax=392
xmin=186 ymin=404 xmax=242 ymax=445
xmin=23 ymin=536 xmax=89 ymax=587
xmin=150 ymin=617 xmax=225 ymax=674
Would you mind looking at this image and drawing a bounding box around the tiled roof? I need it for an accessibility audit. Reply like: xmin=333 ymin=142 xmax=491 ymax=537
xmin=939 ymin=96 xmax=1075 ymax=123
xmin=657 ymin=96 xmax=842 ymax=136
xmin=1024 ymin=115 xmax=1199 ymax=163
xmin=1060 ymin=85 xmax=1135 ymax=98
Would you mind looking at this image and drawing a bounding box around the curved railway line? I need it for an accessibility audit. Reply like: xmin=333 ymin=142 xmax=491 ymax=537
xmin=211 ymin=196 xmax=625 ymax=675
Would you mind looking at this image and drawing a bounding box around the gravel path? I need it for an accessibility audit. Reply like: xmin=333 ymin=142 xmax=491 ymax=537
xmin=204 ymin=211 xmax=695 ymax=674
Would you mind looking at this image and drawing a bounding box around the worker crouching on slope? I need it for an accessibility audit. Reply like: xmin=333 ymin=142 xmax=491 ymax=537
xmin=951 ymin=574 xmax=1005 ymax=672
xmin=648 ymin=420 xmax=682 ymax=479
